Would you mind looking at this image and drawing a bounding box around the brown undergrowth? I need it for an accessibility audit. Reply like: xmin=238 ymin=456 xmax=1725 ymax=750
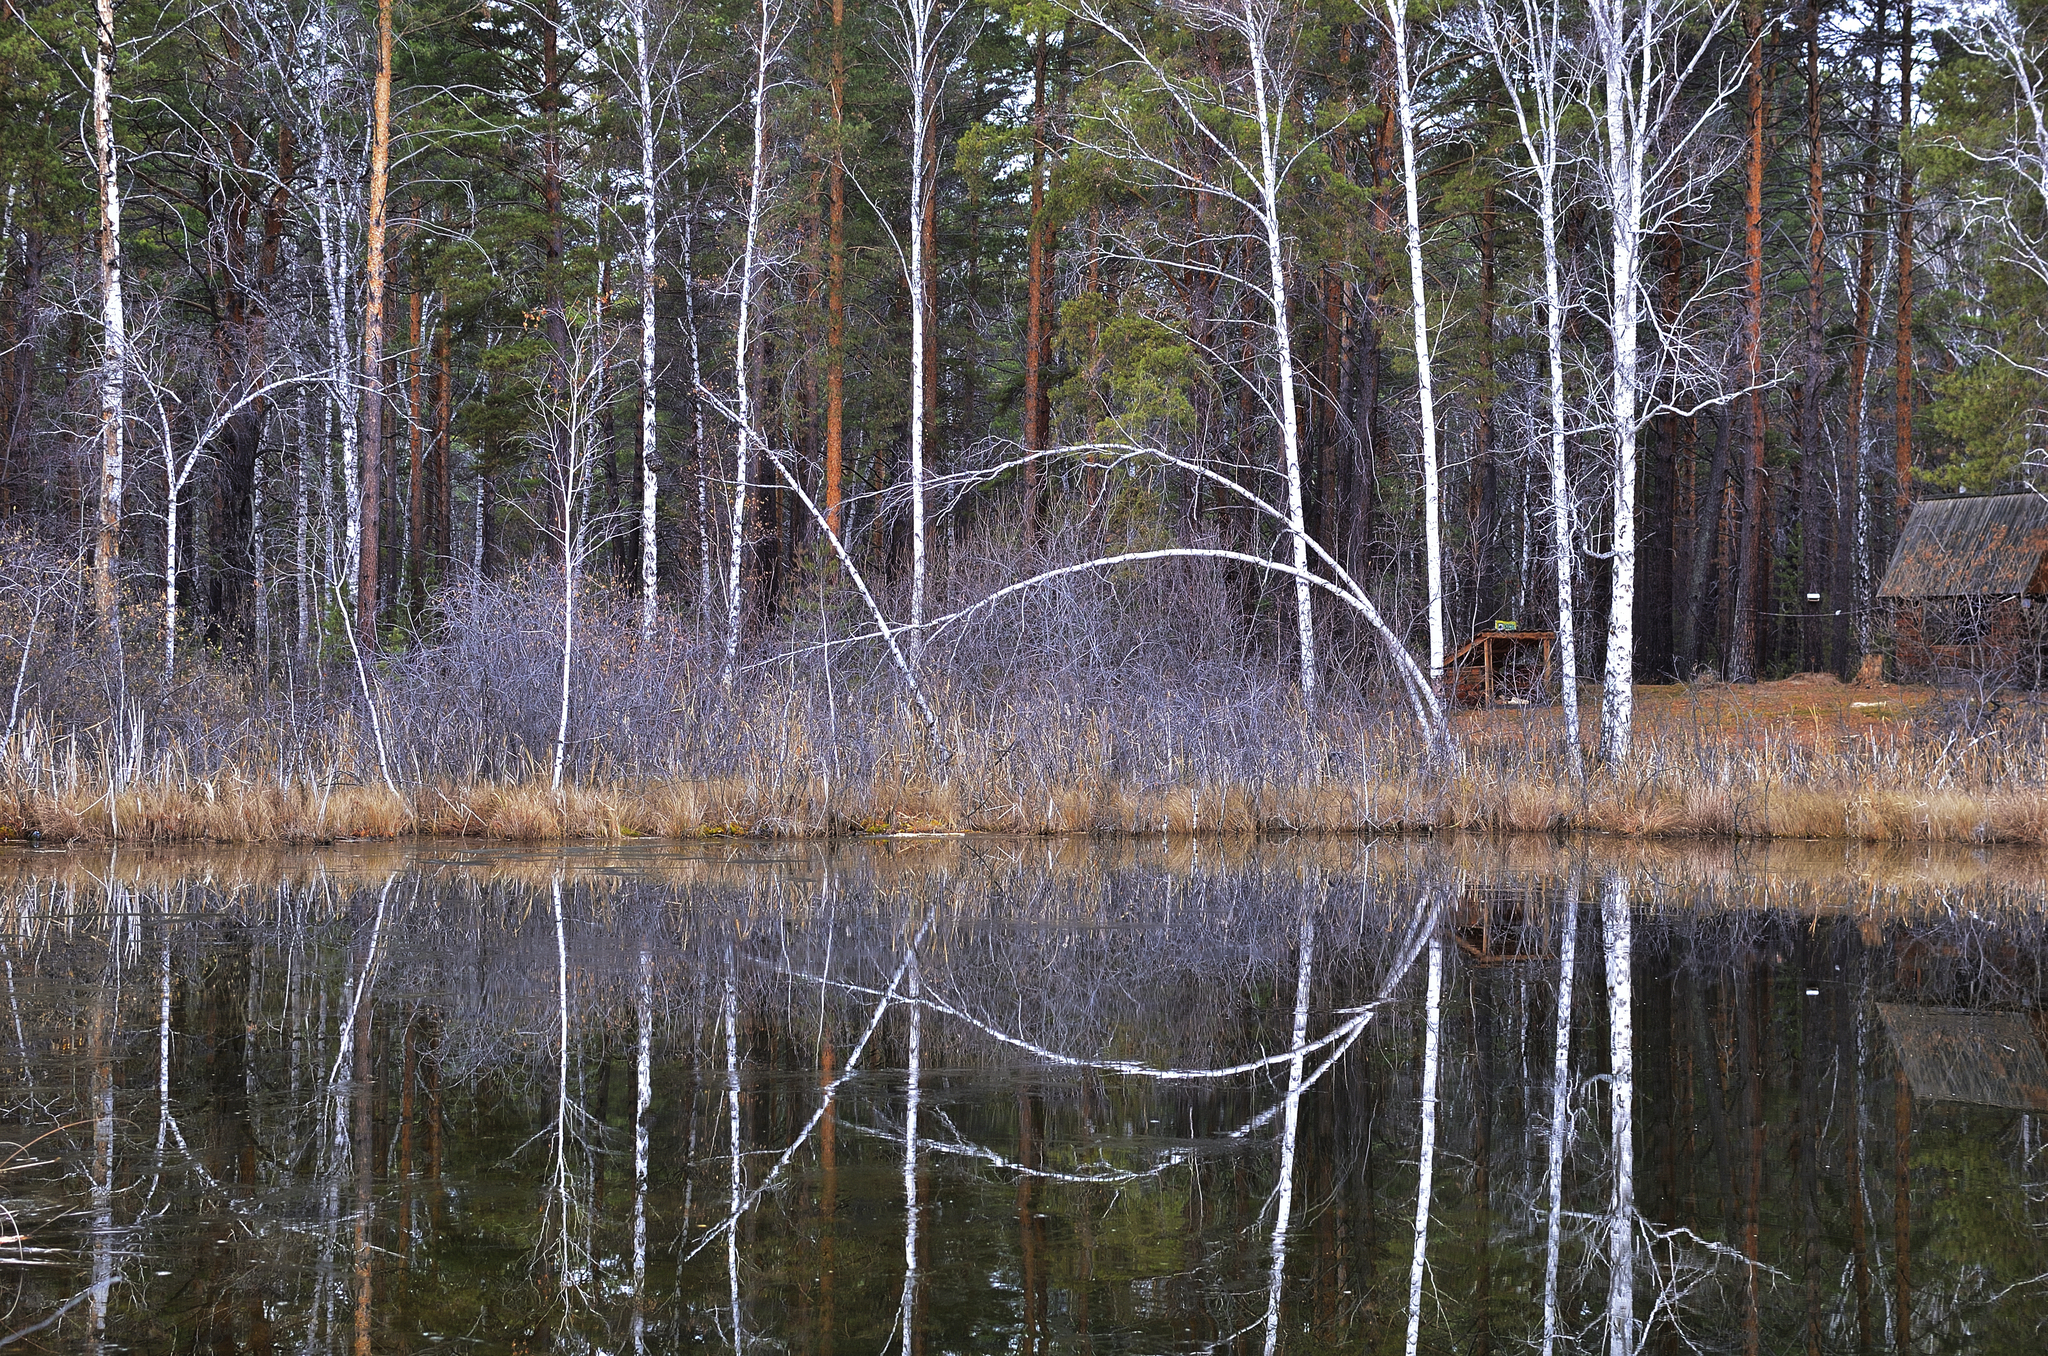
xmin=3 ymin=684 xmax=2044 ymax=845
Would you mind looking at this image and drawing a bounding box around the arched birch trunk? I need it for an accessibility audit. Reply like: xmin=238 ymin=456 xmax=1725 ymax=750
xmin=1061 ymin=0 xmax=1320 ymax=712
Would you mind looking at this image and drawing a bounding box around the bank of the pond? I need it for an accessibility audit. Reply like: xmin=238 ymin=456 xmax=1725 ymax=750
xmin=4 ymin=676 xmax=2042 ymax=845
xmin=5 ymin=754 xmax=2045 ymax=844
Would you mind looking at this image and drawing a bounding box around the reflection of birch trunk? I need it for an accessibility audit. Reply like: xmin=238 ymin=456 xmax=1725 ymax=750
xmin=351 ymin=921 xmax=376 ymax=1356
xmin=724 ymin=954 xmax=743 ymax=1350
xmin=549 ymin=875 xmax=576 ymax=1289
xmin=154 ymin=919 xmax=172 ymax=1178
xmin=633 ymin=943 xmax=651 ymax=1356
xmin=1601 ymin=874 xmax=1634 ymax=1356
xmin=325 ymin=877 xmax=389 ymax=1352
xmin=898 ymin=947 xmax=922 ymax=1356
xmin=1894 ymin=1063 xmax=1911 ymax=1356
xmin=88 ymin=945 xmax=119 ymax=1353
xmin=1261 ymin=910 xmax=1315 ymax=1356
xmin=1403 ymin=935 xmax=1442 ymax=1356
xmin=820 ymin=1034 xmax=838 ymax=1356
xmin=1847 ymin=953 xmax=1872 ymax=1350
xmin=1541 ymin=873 xmax=1580 ymax=1356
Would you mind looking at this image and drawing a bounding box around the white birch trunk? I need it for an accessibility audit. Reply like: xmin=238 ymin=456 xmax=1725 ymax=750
xmin=902 ymin=0 xmax=936 ymax=665
xmin=682 ymin=193 xmax=712 ymax=611
xmin=310 ymin=23 xmax=361 ymax=613
xmin=1584 ymin=0 xmax=1706 ymax=764
xmin=634 ymin=0 xmax=661 ymax=640
xmin=1260 ymin=910 xmax=1315 ymax=1356
xmin=296 ymin=375 xmax=314 ymax=661
xmin=552 ymin=507 xmax=578 ymax=791
xmin=164 ymin=483 xmax=179 ymax=678
xmin=720 ymin=3 xmax=778 ymax=690
xmin=1601 ymin=873 xmax=1635 ymax=1356
xmin=1244 ymin=12 xmax=1318 ymax=712
xmin=254 ymin=442 xmax=271 ymax=664
xmin=1541 ymin=872 xmax=1579 ymax=1356
xmin=1383 ymin=0 xmax=1446 ymax=688
xmin=1403 ymin=934 xmax=1443 ymax=1356
xmin=1543 ymin=218 xmax=1585 ymax=773
xmin=93 ymin=0 xmax=126 ymax=621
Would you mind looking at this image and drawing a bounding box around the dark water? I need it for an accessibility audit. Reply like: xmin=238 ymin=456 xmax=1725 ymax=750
xmin=1 ymin=836 xmax=2047 ymax=1354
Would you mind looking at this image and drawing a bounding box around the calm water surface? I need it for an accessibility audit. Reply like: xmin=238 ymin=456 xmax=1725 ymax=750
xmin=0 ymin=835 xmax=2045 ymax=1353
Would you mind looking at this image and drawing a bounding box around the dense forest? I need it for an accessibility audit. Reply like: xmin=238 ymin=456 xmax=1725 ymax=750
xmin=3 ymin=0 xmax=2046 ymax=784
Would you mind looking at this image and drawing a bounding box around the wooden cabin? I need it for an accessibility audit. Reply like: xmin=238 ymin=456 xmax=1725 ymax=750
xmin=1877 ymin=493 xmax=2048 ymax=685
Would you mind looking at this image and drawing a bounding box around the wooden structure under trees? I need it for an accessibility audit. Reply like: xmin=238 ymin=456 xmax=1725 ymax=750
xmin=1877 ymin=494 xmax=2048 ymax=684
xmin=1447 ymin=627 xmax=1556 ymax=707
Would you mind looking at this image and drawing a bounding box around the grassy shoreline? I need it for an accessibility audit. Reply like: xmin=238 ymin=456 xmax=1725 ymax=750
xmin=5 ymin=675 xmax=2043 ymax=847
xmin=7 ymin=744 xmax=2045 ymax=846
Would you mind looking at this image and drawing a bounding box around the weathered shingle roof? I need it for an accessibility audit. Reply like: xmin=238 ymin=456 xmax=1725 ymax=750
xmin=1877 ymin=493 xmax=2048 ymax=598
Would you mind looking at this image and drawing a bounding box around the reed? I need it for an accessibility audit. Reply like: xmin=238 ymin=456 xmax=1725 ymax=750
xmin=4 ymin=568 xmax=2044 ymax=847
xmin=5 ymin=690 xmax=2046 ymax=845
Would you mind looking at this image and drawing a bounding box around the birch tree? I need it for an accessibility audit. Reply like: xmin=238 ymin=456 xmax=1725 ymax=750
xmin=1474 ymin=0 xmax=1585 ymax=777
xmin=886 ymin=0 xmax=959 ymax=663
xmin=632 ymin=0 xmax=661 ymax=639
xmin=614 ymin=0 xmax=699 ymax=639
xmin=1584 ymin=0 xmax=1729 ymax=762
xmin=1059 ymin=0 xmax=1321 ymax=712
xmin=92 ymin=0 xmax=126 ymax=621
xmin=717 ymin=0 xmax=788 ymax=690
xmin=531 ymin=300 xmax=625 ymax=790
xmin=1375 ymin=0 xmax=1447 ymax=688
xmin=126 ymin=320 xmax=308 ymax=677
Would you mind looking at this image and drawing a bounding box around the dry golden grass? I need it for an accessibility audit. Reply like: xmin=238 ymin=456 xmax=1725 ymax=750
xmin=3 ymin=682 xmax=2045 ymax=847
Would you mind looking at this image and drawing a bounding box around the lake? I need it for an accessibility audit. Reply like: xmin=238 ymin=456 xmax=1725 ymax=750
xmin=1 ymin=834 xmax=2045 ymax=1353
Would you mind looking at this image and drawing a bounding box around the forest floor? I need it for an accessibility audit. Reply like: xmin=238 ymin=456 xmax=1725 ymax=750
xmin=1462 ymin=672 xmax=1945 ymax=748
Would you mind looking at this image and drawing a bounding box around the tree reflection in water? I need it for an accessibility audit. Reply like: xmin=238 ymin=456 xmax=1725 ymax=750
xmin=0 ymin=837 xmax=2043 ymax=1352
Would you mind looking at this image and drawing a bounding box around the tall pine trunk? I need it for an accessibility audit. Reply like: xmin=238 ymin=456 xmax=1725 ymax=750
xmin=1731 ymin=0 xmax=1767 ymax=683
xmin=1893 ymin=0 xmax=1915 ymax=528
xmin=356 ymin=0 xmax=394 ymax=646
